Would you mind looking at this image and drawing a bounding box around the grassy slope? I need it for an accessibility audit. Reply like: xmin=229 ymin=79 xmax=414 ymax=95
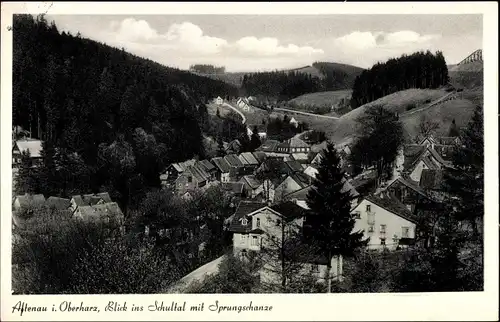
xmin=288 ymin=89 xmax=353 ymax=107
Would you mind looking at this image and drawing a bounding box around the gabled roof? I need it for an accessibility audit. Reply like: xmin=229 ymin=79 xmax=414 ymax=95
xmin=211 ymin=157 xmax=231 ymax=173
xmin=252 ymin=151 xmax=267 ymax=164
xmin=270 ymin=201 xmax=309 ymax=220
xmin=277 ymin=137 xmax=310 ymax=149
xmin=14 ymin=139 xmax=43 ymax=158
xmin=82 ymin=192 xmax=112 ymax=205
xmin=436 ymin=136 xmax=460 ymax=146
xmin=290 ymin=153 xmax=309 ymax=162
xmin=71 ymin=195 xmax=85 ymax=206
xmin=284 ymin=177 xmax=359 ymax=201
xmin=419 ymin=169 xmax=445 ymax=191
xmin=14 ymin=194 xmax=46 ymax=209
xmin=182 ymin=164 xmax=210 ymax=182
xmin=403 ymin=144 xmax=427 ymax=171
xmin=225 ymin=139 xmax=242 ymax=152
xmin=257 ymin=140 xmax=280 ymax=152
xmin=224 ymin=154 xmax=244 ymax=168
xmin=75 ymin=202 xmax=124 ymax=222
xmin=171 ymin=159 xmax=197 ymax=173
xmin=240 ymin=175 xmax=263 ymax=189
xmin=285 ymin=160 xmax=304 ymax=173
xmin=363 ymin=194 xmax=417 ymax=224
xmin=221 ymin=182 xmax=244 ymax=194
xmin=283 ymin=172 xmax=312 ymax=189
xmin=45 ymin=196 xmax=71 ymax=210
xmin=239 ymin=152 xmax=259 ymax=165
xmin=197 ymin=159 xmax=216 ymax=172
xmin=228 ymin=201 xmax=268 ymax=233
xmin=433 ymin=144 xmax=455 ymax=162
xmin=387 ymin=177 xmax=428 ymax=198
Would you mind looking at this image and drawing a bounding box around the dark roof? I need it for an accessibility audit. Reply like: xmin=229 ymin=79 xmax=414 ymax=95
xmin=270 ymin=201 xmax=309 ymax=220
xmin=45 ymin=196 xmax=71 ymax=210
xmin=277 ymin=137 xmax=310 ymax=149
xmin=256 ymin=140 xmax=280 ymax=152
xmin=388 ymin=177 xmax=428 ymax=197
xmin=364 ymin=194 xmax=417 ymax=223
xmin=285 ymin=160 xmax=304 ymax=173
xmin=197 ymin=159 xmax=216 ymax=172
xmin=225 ymin=139 xmax=242 ymax=152
xmin=436 ymin=136 xmax=459 ymax=145
xmin=221 ymin=182 xmax=244 ymax=194
xmin=239 ymin=152 xmax=259 ymax=165
xmin=211 ymin=157 xmax=231 ymax=173
xmin=284 ymin=177 xmax=359 ymax=201
xmin=181 ymin=164 xmax=210 ymax=182
xmin=228 ymin=201 xmax=267 ymax=233
xmin=252 ymin=151 xmax=267 ymax=164
xmin=350 ymin=171 xmax=377 ymax=189
xmin=433 ymin=145 xmax=455 ymax=162
xmin=286 ymin=172 xmax=312 ymax=189
xmin=224 ymin=154 xmax=244 ymax=167
xmin=419 ymin=169 xmax=445 ymax=190
xmin=403 ymin=144 xmax=426 ymax=171
xmin=82 ymin=192 xmax=112 ymax=205
xmin=240 ymin=175 xmax=263 ymax=189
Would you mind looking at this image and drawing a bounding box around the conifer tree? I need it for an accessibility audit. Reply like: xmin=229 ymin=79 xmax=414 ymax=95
xmin=216 ymin=135 xmax=226 ymax=157
xmin=448 ymin=119 xmax=460 ymax=137
xmin=444 ymin=105 xmax=484 ymax=241
xmin=249 ymin=125 xmax=261 ymax=152
xmin=306 ymin=142 xmax=367 ymax=292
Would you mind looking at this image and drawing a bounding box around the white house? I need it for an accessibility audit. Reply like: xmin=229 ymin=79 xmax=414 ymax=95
xmin=351 ymin=193 xmax=417 ymax=250
xmin=236 ymin=97 xmax=252 ymax=111
xmin=289 ymin=117 xmax=299 ymax=128
xmin=247 ymin=125 xmax=267 ymax=139
xmin=215 ymin=96 xmax=223 ymax=105
xmin=12 ymin=138 xmax=43 ymax=168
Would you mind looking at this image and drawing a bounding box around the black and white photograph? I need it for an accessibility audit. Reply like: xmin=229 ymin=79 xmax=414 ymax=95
xmin=1 ymin=2 xmax=498 ymax=321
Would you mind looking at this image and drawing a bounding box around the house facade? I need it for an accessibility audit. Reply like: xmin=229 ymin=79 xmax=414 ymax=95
xmin=351 ymin=194 xmax=417 ymax=250
xmin=12 ymin=139 xmax=43 ymax=168
xmin=236 ymin=97 xmax=252 ymax=111
xmin=276 ymin=137 xmax=311 ymax=154
xmin=211 ymin=157 xmax=231 ymax=182
xmin=274 ymin=173 xmax=311 ymax=202
xmin=175 ymin=164 xmax=211 ymax=195
xmin=215 ymin=96 xmax=223 ymax=105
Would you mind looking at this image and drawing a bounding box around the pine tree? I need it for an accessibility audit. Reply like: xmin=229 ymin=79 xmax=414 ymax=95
xmin=216 ymin=107 xmax=221 ymax=118
xmin=305 ymin=142 xmax=367 ymax=292
xmin=249 ymin=125 xmax=261 ymax=152
xmin=216 ymin=135 xmax=226 ymax=157
xmin=444 ymin=105 xmax=484 ymax=241
xmin=448 ymin=119 xmax=460 ymax=137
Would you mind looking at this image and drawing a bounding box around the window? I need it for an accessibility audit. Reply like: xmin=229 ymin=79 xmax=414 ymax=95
xmin=256 ymin=218 xmax=261 ymax=228
xmin=380 ymin=238 xmax=386 ymax=246
xmin=354 ymin=211 xmax=361 ymax=219
xmin=402 ymin=227 xmax=410 ymax=238
xmin=367 ymin=225 xmax=374 ymax=233
xmin=366 ymin=205 xmax=371 ymax=212
xmin=187 ymin=176 xmax=192 ymax=183
xmin=276 ymin=219 xmax=282 ymax=226
xmin=312 ymin=264 xmax=320 ymax=273
xmin=251 ymin=236 xmax=259 ymax=246
xmin=241 ymin=218 xmax=248 ymax=226
xmin=240 ymin=234 xmax=247 ymax=245
xmin=380 ymin=224 xmax=386 ymax=234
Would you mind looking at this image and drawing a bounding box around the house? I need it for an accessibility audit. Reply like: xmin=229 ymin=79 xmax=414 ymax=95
xmin=247 ymin=124 xmax=267 ymax=139
xmin=73 ymin=201 xmax=125 ymax=232
xmin=45 ymin=196 xmax=71 ymax=211
xmin=239 ymin=175 xmax=264 ymax=199
xmin=160 ymin=159 xmax=197 ymax=187
xmin=284 ymin=160 xmax=305 ymax=174
xmin=70 ymin=192 xmax=112 ymax=211
xmin=12 ymin=194 xmax=46 ymax=212
xmin=303 ymin=165 xmax=319 ymax=179
xmin=351 ymin=193 xmax=418 ymax=250
xmin=215 ymin=96 xmax=223 ymax=105
xmin=175 ymin=164 xmax=211 ymax=195
xmin=12 ymin=138 xmax=43 ymax=168
xmin=225 ymin=139 xmax=242 ymax=154
xmin=221 ymin=182 xmax=245 ymax=198
xmin=402 ymin=144 xmax=451 ymax=183
xmin=224 ymin=154 xmax=245 ymax=180
xmin=290 ymin=152 xmax=310 ymax=164
xmin=196 ymin=159 xmax=218 ymax=181
xmin=274 ymin=173 xmax=311 ymax=201
xmin=256 ymin=139 xmax=280 ymax=153
xmin=255 ymin=158 xmax=290 ymax=179
xmin=211 ymin=157 xmax=231 ymax=182
xmin=384 ymin=176 xmax=432 ymax=213
xmin=238 ymin=152 xmax=260 ymax=174
xmin=227 ymin=201 xmax=305 ymax=253
xmin=289 ymin=117 xmax=299 ymax=128
xmin=236 ymin=97 xmax=252 ymax=111
xmin=251 ymin=151 xmax=267 ymax=164
xmin=276 ymin=137 xmax=311 ymax=154
xmin=284 ymin=178 xmax=360 ymax=210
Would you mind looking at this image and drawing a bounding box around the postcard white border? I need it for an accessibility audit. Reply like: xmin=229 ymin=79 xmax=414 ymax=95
xmin=1 ymin=2 xmax=498 ymax=321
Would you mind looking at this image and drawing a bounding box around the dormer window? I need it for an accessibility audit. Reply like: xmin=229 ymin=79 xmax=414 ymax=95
xmin=241 ymin=218 xmax=248 ymax=226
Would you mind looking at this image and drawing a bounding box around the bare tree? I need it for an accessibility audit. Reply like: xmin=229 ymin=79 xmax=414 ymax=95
xmin=417 ymin=115 xmax=440 ymax=141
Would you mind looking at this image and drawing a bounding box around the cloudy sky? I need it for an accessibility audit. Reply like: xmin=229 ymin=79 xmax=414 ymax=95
xmin=46 ymin=14 xmax=482 ymax=72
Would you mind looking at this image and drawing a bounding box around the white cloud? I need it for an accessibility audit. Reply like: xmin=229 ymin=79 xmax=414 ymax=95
xmin=99 ymin=18 xmax=324 ymax=68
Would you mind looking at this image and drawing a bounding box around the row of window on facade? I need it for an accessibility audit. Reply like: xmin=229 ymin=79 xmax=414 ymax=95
xmin=240 ymin=217 xmax=280 ymax=227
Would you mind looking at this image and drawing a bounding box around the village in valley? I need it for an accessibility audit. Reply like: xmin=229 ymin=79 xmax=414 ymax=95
xmin=10 ymin=14 xmax=484 ymax=294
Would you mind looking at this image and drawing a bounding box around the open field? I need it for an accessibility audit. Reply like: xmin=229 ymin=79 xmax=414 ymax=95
xmin=288 ymin=89 xmax=352 ymax=110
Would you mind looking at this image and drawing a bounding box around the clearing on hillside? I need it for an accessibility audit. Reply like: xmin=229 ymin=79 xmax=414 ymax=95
xmin=288 ymin=89 xmax=352 ymax=111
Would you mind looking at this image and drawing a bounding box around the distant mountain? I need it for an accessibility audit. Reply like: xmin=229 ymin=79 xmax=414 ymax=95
xmin=192 ymin=62 xmax=364 ymax=91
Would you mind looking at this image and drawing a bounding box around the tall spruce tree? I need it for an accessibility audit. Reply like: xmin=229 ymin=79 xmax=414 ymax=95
xmin=444 ymin=105 xmax=484 ymax=241
xmin=249 ymin=125 xmax=262 ymax=152
xmin=306 ymin=142 xmax=367 ymax=292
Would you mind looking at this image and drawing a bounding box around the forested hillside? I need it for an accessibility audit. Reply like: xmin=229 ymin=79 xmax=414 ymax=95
xmin=350 ymin=51 xmax=449 ymax=109
xmin=13 ymin=14 xmax=238 ymax=207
